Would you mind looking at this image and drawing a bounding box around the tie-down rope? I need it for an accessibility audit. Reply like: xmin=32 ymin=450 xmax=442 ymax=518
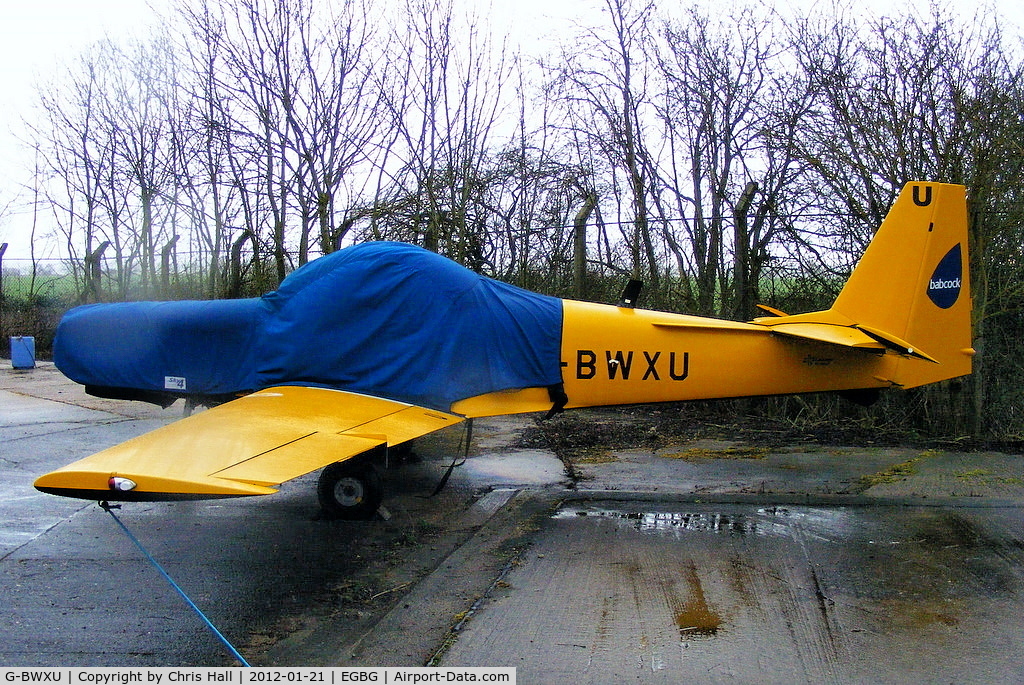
xmin=99 ymin=501 xmax=251 ymax=667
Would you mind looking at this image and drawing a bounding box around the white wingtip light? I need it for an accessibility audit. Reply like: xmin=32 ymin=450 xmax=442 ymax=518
xmin=108 ymin=477 xmax=137 ymax=492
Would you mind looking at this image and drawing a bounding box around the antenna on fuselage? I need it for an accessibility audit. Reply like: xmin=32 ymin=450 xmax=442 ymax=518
xmin=618 ymin=279 xmax=644 ymax=308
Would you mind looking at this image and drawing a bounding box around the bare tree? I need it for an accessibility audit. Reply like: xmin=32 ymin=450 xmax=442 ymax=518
xmin=652 ymin=6 xmax=805 ymax=316
xmin=174 ymin=2 xmax=241 ymax=296
xmin=31 ymin=42 xmax=123 ymax=297
xmin=105 ymin=33 xmax=182 ymax=294
xmin=189 ymin=0 xmax=299 ymax=283
xmin=369 ymin=0 xmax=514 ymax=268
xmin=227 ymin=0 xmax=383 ymax=262
xmin=551 ymin=0 xmax=660 ymax=290
xmin=790 ymin=6 xmax=1024 ymax=436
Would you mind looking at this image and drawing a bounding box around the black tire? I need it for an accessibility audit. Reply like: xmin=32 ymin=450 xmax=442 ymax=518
xmin=317 ymin=461 xmax=383 ymax=520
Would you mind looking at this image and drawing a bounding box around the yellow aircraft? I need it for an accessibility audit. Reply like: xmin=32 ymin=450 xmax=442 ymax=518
xmin=35 ymin=182 xmax=973 ymax=518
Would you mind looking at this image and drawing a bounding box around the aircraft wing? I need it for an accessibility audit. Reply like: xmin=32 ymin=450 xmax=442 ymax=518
xmin=34 ymin=386 xmax=463 ymax=501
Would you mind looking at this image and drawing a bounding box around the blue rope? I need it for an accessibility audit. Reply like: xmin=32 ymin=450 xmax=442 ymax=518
xmin=100 ymin=502 xmax=252 ymax=667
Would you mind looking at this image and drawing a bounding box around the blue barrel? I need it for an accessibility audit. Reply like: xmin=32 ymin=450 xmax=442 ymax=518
xmin=10 ymin=336 xmax=36 ymax=369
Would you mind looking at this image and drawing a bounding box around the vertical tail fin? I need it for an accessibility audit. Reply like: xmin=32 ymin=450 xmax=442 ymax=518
xmin=830 ymin=182 xmax=973 ymax=386
xmin=757 ymin=182 xmax=973 ymax=388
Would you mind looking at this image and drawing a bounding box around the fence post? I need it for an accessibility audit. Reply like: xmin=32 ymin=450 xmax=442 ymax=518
xmin=83 ymin=241 xmax=110 ymax=302
xmin=0 ymin=242 xmax=7 ymax=305
xmin=161 ymin=235 xmax=180 ymax=296
xmin=732 ymin=181 xmax=759 ymax=320
xmin=573 ymin=192 xmax=596 ymax=300
xmin=0 ymin=242 xmax=7 ymax=341
xmin=229 ymin=230 xmax=254 ymax=298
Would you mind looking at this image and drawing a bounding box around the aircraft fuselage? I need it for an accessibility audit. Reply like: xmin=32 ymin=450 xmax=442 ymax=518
xmin=558 ymin=300 xmax=890 ymax=409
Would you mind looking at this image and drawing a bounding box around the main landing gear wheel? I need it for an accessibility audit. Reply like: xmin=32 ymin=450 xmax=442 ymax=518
xmin=317 ymin=461 xmax=383 ymax=520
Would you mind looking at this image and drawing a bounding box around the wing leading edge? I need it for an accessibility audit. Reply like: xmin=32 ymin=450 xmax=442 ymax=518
xmin=33 ymin=386 xmax=463 ymax=501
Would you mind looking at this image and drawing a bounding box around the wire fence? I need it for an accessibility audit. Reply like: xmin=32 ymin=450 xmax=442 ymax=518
xmin=0 ymin=256 xmax=77 ymax=360
xmin=1 ymin=263 xmax=80 ymax=303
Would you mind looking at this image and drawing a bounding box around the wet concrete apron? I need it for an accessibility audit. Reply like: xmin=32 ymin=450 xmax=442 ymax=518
xmin=437 ymin=500 xmax=1024 ymax=683
xmin=4 ymin=365 xmax=1024 ymax=682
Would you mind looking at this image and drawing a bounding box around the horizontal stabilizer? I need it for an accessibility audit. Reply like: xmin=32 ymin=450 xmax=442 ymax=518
xmin=653 ymin=310 xmax=937 ymax=362
xmin=764 ymin=321 xmax=938 ymax=362
xmin=651 ymin=310 xmax=938 ymax=361
xmin=768 ymin=322 xmax=886 ymax=351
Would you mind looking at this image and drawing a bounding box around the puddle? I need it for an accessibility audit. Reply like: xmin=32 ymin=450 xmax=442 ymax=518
xmin=672 ymin=562 xmax=723 ymax=638
xmin=554 ymin=505 xmax=864 ymax=551
xmin=556 ymin=507 xmax=764 ymax=536
xmin=556 ymin=505 xmax=817 ymax=537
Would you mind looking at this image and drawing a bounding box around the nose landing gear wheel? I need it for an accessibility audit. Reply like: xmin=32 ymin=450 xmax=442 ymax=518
xmin=317 ymin=461 xmax=383 ymax=520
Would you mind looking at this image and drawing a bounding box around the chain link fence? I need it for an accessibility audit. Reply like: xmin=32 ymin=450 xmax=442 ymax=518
xmin=0 ymin=257 xmax=80 ymax=362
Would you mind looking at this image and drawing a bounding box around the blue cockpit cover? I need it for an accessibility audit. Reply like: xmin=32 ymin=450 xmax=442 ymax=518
xmin=55 ymin=242 xmax=564 ymax=411
xmin=55 ymin=298 xmax=262 ymax=396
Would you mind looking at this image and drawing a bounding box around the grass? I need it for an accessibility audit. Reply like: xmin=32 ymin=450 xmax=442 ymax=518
xmin=571 ymin=448 xmax=619 ymax=464
xmin=858 ymin=449 xmax=943 ymax=487
xmin=954 ymin=468 xmax=1024 ymax=485
xmin=1 ymin=270 xmax=79 ymax=305
xmin=859 ymin=458 xmax=922 ymax=486
xmin=660 ymin=446 xmax=770 ymax=461
xmin=954 ymin=468 xmax=991 ymax=480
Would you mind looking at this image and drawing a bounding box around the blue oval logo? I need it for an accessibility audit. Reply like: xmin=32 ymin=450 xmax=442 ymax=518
xmin=927 ymin=244 xmax=962 ymax=309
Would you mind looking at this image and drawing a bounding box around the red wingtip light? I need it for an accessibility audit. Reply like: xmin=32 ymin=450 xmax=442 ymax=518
xmin=108 ymin=476 xmax=137 ymax=492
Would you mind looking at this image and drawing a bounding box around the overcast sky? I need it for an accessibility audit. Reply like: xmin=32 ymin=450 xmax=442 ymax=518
xmin=0 ymin=0 xmax=598 ymax=260
xmin=0 ymin=1 xmax=167 ymax=259
xmin=0 ymin=0 xmax=1021 ymax=261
